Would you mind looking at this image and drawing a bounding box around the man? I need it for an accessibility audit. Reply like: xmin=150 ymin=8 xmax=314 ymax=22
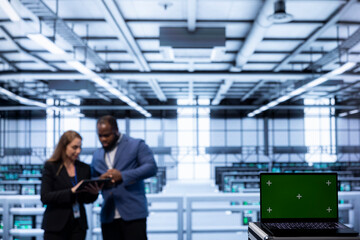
xmin=91 ymin=115 xmax=157 ymax=240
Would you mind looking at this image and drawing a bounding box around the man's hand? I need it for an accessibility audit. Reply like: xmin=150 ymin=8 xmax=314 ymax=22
xmin=101 ymin=169 xmax=122 ymax=183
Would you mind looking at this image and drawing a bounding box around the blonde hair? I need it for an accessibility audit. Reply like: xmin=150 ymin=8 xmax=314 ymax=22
xmin=47 ymin=130 xmax=82 ymax=175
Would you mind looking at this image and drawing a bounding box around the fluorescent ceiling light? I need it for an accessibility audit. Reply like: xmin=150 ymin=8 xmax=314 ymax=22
xmin=288 ymin=87 xmax=306 ymax=96
xmin=276 ymin=95 xmax=291 ymax=103
xmin=338 ymin=112 xmax=348 ymax=117
xmin=128 ymin=101 xmax=138 ymax=108
xmin=143 ymin=112 xmax=151 ymax=118
xmin=18 ymin=98 xmax=47 ymax=107
xmin=0 ymin=86 xmax=48 ymax=107
xmin=67 ymin=60 xmax=96 ymax=77
xmin=302 ymin=62 xmax=355 ymax=89
xmin=66 ymin=61 xmax=151 ymax=117
xmin=327 ymin=62 xmax=356 ymax=76
xmin=91 ymin=77 xmax=111 ymax=88
xmin=0 ymin=0 xmax=21 ymax=22
xmin=91 ymin=76 xmax=152 ymax=117
xmin=305 ymin=77 xmax=328 ymax=88
xmin=259 ymin=106 xmax=268 ymax=112
xmin=340 ymin=108 xmax=359 ymax=117
xmin=117 ymin=93 xmax=132 ymax=103
xmin=247 ymin=62 xmax=356 ymax=118
xmin=349 ymin=109 xmax=359 ymax=115
xmin=267 ymin=101 xmax=278 ymax=108
xmin=27 ymin=33 xmax=66 ymax=55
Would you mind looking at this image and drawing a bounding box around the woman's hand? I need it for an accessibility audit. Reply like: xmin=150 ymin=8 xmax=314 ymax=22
xmin=71 ymin=180 xmax=84 ymax=193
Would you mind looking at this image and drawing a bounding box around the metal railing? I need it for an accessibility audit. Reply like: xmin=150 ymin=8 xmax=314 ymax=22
xmin=1 ymin=192 xmax=360 ymax=240
xmin=185 ymin=192 xmax=360 ymax=240
xmin=0 ymin=195 xmax=184 ymax=240
xmin=88 ymin=194 xmax=184 ymax=240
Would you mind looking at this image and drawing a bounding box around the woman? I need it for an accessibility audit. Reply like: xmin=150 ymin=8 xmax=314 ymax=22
xmin=41 ymin=130 xmax=99 ymax=240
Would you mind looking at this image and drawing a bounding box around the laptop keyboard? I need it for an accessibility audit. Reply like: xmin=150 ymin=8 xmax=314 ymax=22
xmin=265 ymin=222 xmax=347 ymax=230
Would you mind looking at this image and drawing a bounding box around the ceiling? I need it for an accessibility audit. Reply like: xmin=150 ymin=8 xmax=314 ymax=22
xmin=0 ymin=0 xmax=360 ymax=118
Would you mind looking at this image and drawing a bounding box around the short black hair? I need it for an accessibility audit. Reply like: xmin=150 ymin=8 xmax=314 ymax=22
xmin=97 ymin=115 xmax=119 ymax=132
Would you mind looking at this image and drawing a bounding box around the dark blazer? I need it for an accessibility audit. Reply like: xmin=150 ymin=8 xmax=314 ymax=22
xmin=41 ymin=160 xmax=98 ymax=232
xmin=92 ymin=134 xmax=157 ymax=223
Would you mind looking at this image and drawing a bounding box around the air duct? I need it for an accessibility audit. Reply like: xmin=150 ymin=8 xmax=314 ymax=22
xmin=48 ymin=80 xmax=95 ymax=97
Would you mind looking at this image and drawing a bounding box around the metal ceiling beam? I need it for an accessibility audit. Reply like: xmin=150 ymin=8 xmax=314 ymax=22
xmin=241 ymin=80 xmax=266 ymax=102
xmin=19 ymin=0 xmax=109 ymax=70
xmin=0 ymin=36 xmax=354 ymax=42
xmin=124 ymin=83 xmax=148 ymax=105
xmin=137 ymin=36 xmax=350 ymax=42
xmin=128 ymin=19 xmax=360 ymax=25
xmin=148 ymin=79 xmax=167 ymax=102
xmin=306 ymin=26 xmax=360 ymax=71
xmin=234 ymin=0 xmax=274 ymax=69
xmin=0 ymin=104 xmax=356 ymax=112
xmin=6 ymin=59 xmax=340 ymax=65
xmin=97 ymin=0 xmax=150 ymax=72
xmin=17 ymin=0 xmax=149 ymax=110
xmin=321 ymin=80 xmax=360 ymax=98
xmin=211 ymin=79 xmax=233 ymax=105
xmin=0 ymin=71 xmax=358 ymax=81
xmin=189 ymin=80 xmax=194 ymax=101
xmin=55 ymin=19 xmax=360 ymax=26
xmin=2 ymin=49 xmax=359 ymax=56
xmin=97 ymin=0 xmax=164 ymax=102
xmin=273 ymin=0 xmax=357 ymax=72
xmin=338 ymin=91 xmax=360 ymax=102
xmin=187 ymin=0 xmax=197 ymax=32
xmin=94 ymin=92 xmax=111 ymax=102
xmin=0 ymin=53 xmax=18 ymax=71
xmin=0 ymin=26 xmax=58 ymax=71
xmin=5 ymin=18 xmax=358 ymax=26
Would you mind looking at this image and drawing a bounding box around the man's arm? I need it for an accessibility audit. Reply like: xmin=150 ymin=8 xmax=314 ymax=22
xmin=114 ymin=140 xmax=157 ymax=185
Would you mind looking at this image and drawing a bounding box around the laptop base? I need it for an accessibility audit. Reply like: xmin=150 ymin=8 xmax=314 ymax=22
xmin=249 ymin=222 xmax=360 ymax=240
xmin=261 ymin=222 xmax=359 ymax=237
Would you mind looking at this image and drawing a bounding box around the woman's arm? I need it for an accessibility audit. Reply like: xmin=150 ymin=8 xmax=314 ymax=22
xmin=76 ymin=165 xmax=99 ymax=204
xmin=40 ymin=162 xmax=75 ymax=205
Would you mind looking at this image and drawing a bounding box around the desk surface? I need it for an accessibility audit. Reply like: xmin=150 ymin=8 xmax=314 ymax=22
xmin=248 ymin=222 xmax=360 ymax=240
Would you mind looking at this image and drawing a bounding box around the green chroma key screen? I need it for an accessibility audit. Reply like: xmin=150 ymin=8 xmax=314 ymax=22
xmin=260 ymin=173 xmax=338 ymax=220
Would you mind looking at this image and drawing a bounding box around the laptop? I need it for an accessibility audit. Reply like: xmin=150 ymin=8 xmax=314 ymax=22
xmin=260 ymin=172 xmax=359 ymax=237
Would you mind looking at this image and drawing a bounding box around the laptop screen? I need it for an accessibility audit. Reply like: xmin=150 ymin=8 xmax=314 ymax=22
xmin=260 ymin=173 xmax=338 ymax=222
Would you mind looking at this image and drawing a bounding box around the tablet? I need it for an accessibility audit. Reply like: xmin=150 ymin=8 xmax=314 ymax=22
xmin=76 ymin=178 xmax=111 ymax=191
